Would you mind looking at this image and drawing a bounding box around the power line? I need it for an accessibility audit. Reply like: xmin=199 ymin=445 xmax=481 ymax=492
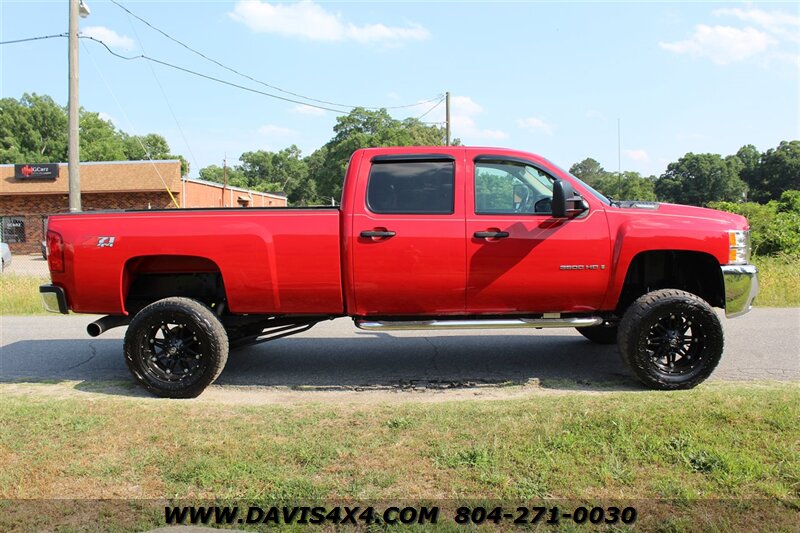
xmin=1 ymin=31 xmax=443 ymax=118
xmin=122 ymin=9 xmax=200 ymax=177
xmin=81 ymin=35 xmax=352 ymax=114
xmin=81 ymin=39 xmax=180 ymax=208
xmin=417 ymin=96 xmax=445 ymax=120
xmin=0 ymin=33 xmax=66 ymax=45
xmin=2 ymin=32 xmax=350 ymax=114
xmin=108 ymin=0 xmax=442 ymax=112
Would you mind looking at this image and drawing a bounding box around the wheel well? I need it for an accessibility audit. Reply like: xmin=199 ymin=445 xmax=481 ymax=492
xmin=617 ymin=251 xmax=724 ymax=314
xmin=123 ymin=255 xmax=226 ymax=315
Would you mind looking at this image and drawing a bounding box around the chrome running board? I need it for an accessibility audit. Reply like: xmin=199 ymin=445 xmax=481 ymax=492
xmin=355 ymin=317 xmax=603 ymax=331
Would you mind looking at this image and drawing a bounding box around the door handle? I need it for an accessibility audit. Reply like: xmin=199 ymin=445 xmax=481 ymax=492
xmin=360 ymin=230 xmax=396 ymax=238
xmin=474 ymin=231 xmax=509 ymax=239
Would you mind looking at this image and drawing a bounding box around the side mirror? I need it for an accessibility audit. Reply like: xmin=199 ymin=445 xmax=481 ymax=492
xmin=552 ymin=180 xmax=585 ymax=218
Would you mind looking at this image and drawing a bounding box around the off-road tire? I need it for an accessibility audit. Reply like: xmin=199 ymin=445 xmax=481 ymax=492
xmin=618 ymin=289 xmax=723 ymax=390
xmin=124 ymin=297 xmax=228 ymax=398
xmin=576 ymin=325 xmax=618 ymax=344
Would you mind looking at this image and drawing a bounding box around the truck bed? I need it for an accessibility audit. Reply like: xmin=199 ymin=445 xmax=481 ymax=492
xmin=47 ymin=208 xmax=344 ymax=315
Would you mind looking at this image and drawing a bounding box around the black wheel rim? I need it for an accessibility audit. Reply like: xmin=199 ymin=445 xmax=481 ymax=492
xmin=645 ymin=311 xmax=705 ymax=376
xmin=139 ymin=317 xmax=208 ymax=385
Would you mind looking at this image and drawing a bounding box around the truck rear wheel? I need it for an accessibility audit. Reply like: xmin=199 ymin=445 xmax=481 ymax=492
xmin=617 ymin=289 xmax=723 ymax=390
xmin=124 ymin=297 xmax=228 ymax=398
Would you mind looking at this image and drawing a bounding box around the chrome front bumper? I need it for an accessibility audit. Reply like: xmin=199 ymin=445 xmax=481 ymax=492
xmin=721 ymin=264 xmax=759 ymax=318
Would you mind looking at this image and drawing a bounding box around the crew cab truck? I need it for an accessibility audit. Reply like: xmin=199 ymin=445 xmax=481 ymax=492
xmin=39 ymin=146 xmax=759 ymax=398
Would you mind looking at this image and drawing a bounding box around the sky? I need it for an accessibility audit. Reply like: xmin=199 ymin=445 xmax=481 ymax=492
xmin=1 ymin=1 xmax=798 ymax=179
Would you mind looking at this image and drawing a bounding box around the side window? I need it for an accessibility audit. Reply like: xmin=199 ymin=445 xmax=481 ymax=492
xmin=475 ymin=160 xmax=554 ymax=215
xmin=367 ymin=161 xmax=455 ymax=214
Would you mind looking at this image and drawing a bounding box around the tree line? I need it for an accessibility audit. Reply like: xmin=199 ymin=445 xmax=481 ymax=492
xmin=569 ymin=140 xmax=800 ymax=206
xmin=0 ymin=93 xmax=186 ymax=174
xmin=2 ymin=93 xmax=797 ymax=212
xmin=199 ymin=107 xmax=449 ymax=205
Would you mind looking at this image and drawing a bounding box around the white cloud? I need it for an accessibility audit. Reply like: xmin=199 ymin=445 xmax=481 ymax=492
xmin=293 ymin=104 xmax=326 ymax=116
xmin=451 ymin=95 xmax=484 ymax=116
xmin=436 ymin=96 xmax=509 ymax=141
xmin=659 ymin=24 xmax=776 ymax=65
xmin=713 ymin=7 xmax=800 ymax=42
xmin=229 ymin=0 xmax=429 ymax=43
xmin=476 ymin=128 xmax=510 ymax=141
xmin=258 ymin=124 xmax=296 ymax=137
xmin=585 ymin=109 xmax=607 ymax=121
xmin=516 ymin=117 xmax=553 ymax=135
xmin=624 ymin=149 xmax=650 ymax=162
xmin=660 ymin=7 xmax=799 ymax=66
xmin=97 ymin=112 xmax=118 ymax=126
xmin=82 ymin=26 xmax=134 ymax=51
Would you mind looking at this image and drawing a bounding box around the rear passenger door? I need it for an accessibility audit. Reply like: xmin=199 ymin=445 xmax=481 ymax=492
xmin=350 ymin=154 xmax=466 ymax=316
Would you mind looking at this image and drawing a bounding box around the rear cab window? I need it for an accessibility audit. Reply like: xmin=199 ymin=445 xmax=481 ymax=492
xmin=366 ymin=156 xmax=455 ymax=214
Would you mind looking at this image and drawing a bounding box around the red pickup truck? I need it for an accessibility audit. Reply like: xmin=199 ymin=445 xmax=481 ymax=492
xmin=40 ymin=146 xmax=758 ymax=397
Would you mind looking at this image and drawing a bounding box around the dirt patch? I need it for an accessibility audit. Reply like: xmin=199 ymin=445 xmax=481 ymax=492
xmin=0 ymin=378 xmax=623 ymax=406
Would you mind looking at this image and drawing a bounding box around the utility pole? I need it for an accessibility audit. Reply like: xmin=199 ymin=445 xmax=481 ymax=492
xmin=445 ymin=91 xmax=451 ymax=146
xmin=68 ymin=0 xmax=89 ymax=212
xmin=617 ymin=118 xmax=622 ymax=200
xmin=222 ymin=156 xmax=228 ymax=207
xmin=68 ymin=0 xmax=81 ymax=212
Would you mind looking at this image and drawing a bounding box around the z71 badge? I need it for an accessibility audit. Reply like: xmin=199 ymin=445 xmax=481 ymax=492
xmin=97 ymin=237 xmax=116 ymax=247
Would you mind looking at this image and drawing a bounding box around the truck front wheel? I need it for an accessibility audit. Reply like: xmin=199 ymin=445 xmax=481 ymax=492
xmin=124 ymin=297 xmax=228 ymax=398
xmin=617 ymin=289 xmax=723 ymax=390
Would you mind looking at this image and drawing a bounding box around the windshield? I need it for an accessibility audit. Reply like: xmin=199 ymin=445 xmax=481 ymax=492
xmin=570 ymin=175 xmax=612 ymax=206
xmin=542 ymin=159 xmax=612 ymax=206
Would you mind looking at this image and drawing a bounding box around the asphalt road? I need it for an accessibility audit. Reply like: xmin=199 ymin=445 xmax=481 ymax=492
xmin=0 ymin=308 xmax=798 ymax=391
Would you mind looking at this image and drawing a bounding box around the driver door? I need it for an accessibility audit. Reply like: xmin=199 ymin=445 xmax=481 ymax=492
xmin=465 ymin=156 xmax=611 ymax=313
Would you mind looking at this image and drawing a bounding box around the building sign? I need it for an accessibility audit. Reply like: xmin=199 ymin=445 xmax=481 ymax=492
xmin=15 ymin=163 xmax=59 ymax=180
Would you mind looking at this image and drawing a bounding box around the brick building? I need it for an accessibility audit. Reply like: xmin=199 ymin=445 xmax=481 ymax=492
xmin=182 ymin=177 xmax=288 ymax=209
xmin=0 ymin=160 xmax=286 ymax=254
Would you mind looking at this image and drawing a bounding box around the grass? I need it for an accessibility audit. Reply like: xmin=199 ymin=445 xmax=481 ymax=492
xmin=753 ymin=255 xmax=800 ymax=307
xmin=0 ymin=275 xmax=48 ymax=315
xmin=1 ymin=257 xmax=796 ymax=316
xmin=0 ymin=382 xmax=797 ymax=531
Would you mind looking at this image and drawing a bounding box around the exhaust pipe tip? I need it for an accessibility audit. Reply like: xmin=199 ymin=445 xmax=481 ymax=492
xmin=87 ymin=315 xmax=130 ymax=337
xmin=87 ymin=322 xmax=103 ymax=337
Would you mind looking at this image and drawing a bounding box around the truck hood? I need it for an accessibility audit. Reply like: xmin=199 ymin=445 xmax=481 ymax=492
xmin=616 ymin=201 xmax=749 ymax=229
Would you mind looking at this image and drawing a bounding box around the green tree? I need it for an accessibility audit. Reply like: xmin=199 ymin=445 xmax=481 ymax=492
xmin=594 ymin=171 xmax=657 ymax=201
xmin=198 ymin=164 xmax=246 ymax=186
xmin=303 ymin=146 xmax=328 ymax=205
xmin=569 ymin=157 xmax=608 ymax=187
xmin=0 ymin=93 xmax=184 ymax=170
xmin=655 ymin=153 xmax=746 ymax=206
xmin=122 ymin=133 xmax=171 ymax=160
xmin=237 ymin=147 xmax=308 ymax=196
xmin=312 ymin=108 xmax=448 ymax=202
xmin=199 ymin=146 xmax=312 ymax=203
xmin=78 ymin=111 xmax=127 ymax=161
xmin=735 ymin=144 xmax=761 ymax=200
xmin=757 ymin=141 xmax=800 ymax=203
xmin=0 ymin=93 xmax=68 ymax=163
xmin=268 ymin=145 xmax=311 ymax=203
xmin=710 ymin=191 xmax=800 ymax=257
xmin=122 ymin=133 xmax=188 ymax=175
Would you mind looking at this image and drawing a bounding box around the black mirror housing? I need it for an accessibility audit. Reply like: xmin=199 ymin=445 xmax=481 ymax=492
xmin=552 ymin=180 xmax=585 ymax=218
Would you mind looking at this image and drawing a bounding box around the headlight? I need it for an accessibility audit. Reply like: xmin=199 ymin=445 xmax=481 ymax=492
xmin=728 ymin=230 xmax=751 ymax=265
